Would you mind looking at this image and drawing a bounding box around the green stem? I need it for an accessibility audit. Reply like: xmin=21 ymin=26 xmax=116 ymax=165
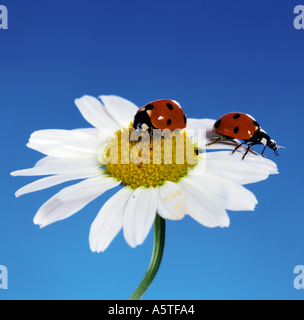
xmin=128 ymin=213 xmax=166 ymax=300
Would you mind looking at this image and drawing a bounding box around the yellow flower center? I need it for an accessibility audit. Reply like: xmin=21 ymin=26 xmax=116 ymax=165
xmin=100 ymin=124 xmax=198 ymax=189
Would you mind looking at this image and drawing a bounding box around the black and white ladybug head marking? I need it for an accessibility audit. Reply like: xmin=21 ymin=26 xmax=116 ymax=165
xmin=254 ymin=129 xmax=282 ymax=157
xmin=267 ymin=139 xmax=280 ymax=156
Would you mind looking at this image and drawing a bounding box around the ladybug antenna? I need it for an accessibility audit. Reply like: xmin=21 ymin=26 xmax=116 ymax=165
xmin=276 ymin=144 xmax=285 ymax=156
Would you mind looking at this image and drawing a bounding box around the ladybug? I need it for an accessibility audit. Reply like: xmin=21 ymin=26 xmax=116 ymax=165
xmin=133 ymin=99 xmax=187 ymax=132
xmin=207 ymin=112 xmax=281 ymax=159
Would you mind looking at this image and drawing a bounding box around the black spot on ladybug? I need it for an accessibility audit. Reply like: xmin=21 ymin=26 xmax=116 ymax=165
xmin=167 ymin=119 xmax=172 ymax=126
xmin=253 ymin=120 xmax=259 ymax=127
xmin=234 ymin=126 xmax=239 ymax=134
xmin=214 ymin=119 xmax=221 ymax=129
xmin=145 ymin=104 xmax=154 ymax=111
xmin=166 ymin=103 xmax=174 ymax=110
xmin=233 ymin=114 xmax=241 ymax=119
xmin=183 ymin=114 xmax=187 ymax=124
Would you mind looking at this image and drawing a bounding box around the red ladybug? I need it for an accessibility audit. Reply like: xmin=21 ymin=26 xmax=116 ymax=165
xmin=133 ymin=99 xmax=187 ymax=132
xmin=207 ymin=112 xmax=280 ymax=159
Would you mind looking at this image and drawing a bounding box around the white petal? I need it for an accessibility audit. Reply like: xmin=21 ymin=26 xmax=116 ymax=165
xmin=75 ymin=95 xmax=120 ymax=130
xmin=204 ymin=151 xmax=278 ymax=184
xmin=156 ymin=182 xmax=186 ymax=220
xmin=28 ymin=129 xmax=99 ymax=146
xmin=99 ymin=95 xmax=138 ymax=126
xmin=26 ymin=129 xmax=101 ymax=158
xmin=89 ymin=187 xmax=133 ymax=252
xmin=11 ymin=158 xmax=101 ymax=176
xmin=185 ymin=118 xmax=214 ymax=148
xmin=33 ymin=155 xmax=55 ymax=167
xmin=33 ymin=176 xmax=120 ymax=227
xmin=15 ymin=170 xmax=101 ymax=197
xmin=33 ymin=155 xmax=100 ymax=168
xmin=72 ymin=128 xmax=101 ymax=140
xmin=123 ymin=187 xmax=157 ymax=248
xmin=179 ymin=177 xmax=230 ymax=228
xmin=186 ymin=118 xmax=215 ymax=136
xmin=189 ymin=172 xmax=257 ymax=211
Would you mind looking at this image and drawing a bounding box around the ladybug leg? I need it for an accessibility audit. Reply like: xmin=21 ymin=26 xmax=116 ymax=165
xmin=242 ymin=142 xmax=256 ymax=160
xmin=242 ymin=146 xmax=251 ymax=160
xmin=261 ymin=145 xmax=267 ymax=157
xmin=232 ymin=142 xmax=244 ymax=154
xmin=206 ymin=136 xmax=223 ymax=146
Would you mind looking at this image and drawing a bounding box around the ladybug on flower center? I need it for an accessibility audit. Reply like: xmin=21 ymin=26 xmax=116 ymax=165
xmin=207 ymin=112 xmax=282 ymax=159
xmin=133 ymin=99 xmax=187 ymax=132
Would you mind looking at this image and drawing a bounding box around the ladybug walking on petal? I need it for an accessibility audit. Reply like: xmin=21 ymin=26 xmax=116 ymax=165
xmin=207 ymin=112 xmax=282 ymax=160
xmin=133 ymin=99 xmax=187 ymax=132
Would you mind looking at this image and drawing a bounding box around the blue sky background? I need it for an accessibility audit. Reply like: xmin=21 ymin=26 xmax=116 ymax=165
xmin=1 ymin=0 xmax=304 ymax=300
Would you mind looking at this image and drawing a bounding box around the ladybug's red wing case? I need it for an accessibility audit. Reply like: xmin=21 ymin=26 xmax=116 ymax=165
xmin=212 ymin=112 xmax=260 ymax=141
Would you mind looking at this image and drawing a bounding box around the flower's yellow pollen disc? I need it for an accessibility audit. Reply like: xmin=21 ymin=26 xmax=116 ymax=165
xmin=101 ymin=124 xmax=199 ymax=189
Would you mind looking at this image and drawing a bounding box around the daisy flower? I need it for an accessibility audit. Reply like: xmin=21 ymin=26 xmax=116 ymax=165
xmin=11 ymin=95 xmax=278 ymax=251
xmin=11 ymin=95 xmax=278 ymax=299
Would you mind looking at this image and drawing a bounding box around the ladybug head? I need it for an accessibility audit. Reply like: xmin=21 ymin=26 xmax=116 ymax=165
xmin=256 ymin=129 xmax=283 ymax=157
xmin=267 ymin=139 xmax=285 ymax=156
xmin=267 ymin=139 xmax=279 ymax=156
xmin=133 ymin=110 xmax=153 ymax=132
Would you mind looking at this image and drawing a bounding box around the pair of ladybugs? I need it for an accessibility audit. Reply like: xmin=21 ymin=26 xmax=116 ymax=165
xmin=133 ymin=99 xmax=281 ymax=159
